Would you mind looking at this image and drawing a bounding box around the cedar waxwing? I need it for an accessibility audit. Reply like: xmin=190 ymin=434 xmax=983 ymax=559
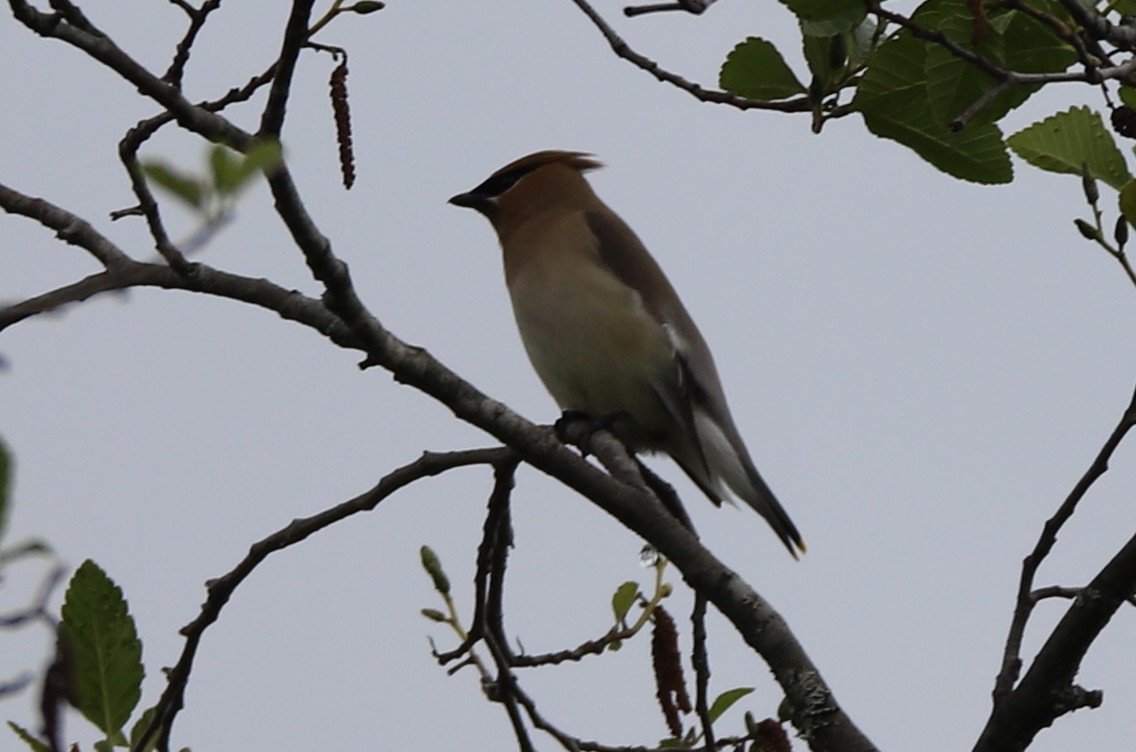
xmin=449 ymin=151 xmax=804 ymax=557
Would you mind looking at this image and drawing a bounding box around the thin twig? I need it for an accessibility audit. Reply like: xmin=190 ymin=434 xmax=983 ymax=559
xmin=1031 ymin=585 xmax=1136 ymax=607
xmin=132 ymin=447 xmax=513 ymax=752
xmin=992 ymin=378 xmax=1136 ymax=702
xmin=257 ymin=0 xmax=315 ymax=138
xmin=569 ymin=0 xmax=813 ymax=114
xmin=691 ymin=595 xmax=714 ymax=750
xmin=162 ymin=0 xmax=223 ymax=87
xmin=433 ymin=456 xmax=518 ymax=665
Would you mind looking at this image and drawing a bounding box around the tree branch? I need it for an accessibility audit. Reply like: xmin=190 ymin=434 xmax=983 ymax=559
xmin=975 ymin=378 xmax=1136 ymax=752
xmin=134 ymin=447 xmax=512 ymax=752
xmin=258 ymin=0 xmax=315 ymax=139
xmin=6 ymin=7 xmax=877 ymax=748
xmin=568 ymin=0 xmax=812 ymax=114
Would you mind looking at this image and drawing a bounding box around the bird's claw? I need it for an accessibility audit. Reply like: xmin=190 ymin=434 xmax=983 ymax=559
xmin=554 ymin=410 xmax=627 ymax=457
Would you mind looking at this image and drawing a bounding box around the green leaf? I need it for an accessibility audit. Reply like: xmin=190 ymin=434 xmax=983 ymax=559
xmin=129 ymin=706 xmax=159 ymax=752
xmin=94 ymin=738 xmax=124 ymax=752
xmin=0 ymin=435 xmax=10 ymax=544
xmin=777 ymin=695 xmax=794 ymax=722
xmin=1118 ymin=180 xmax=1136 ymax=229
xmin=210 ymin=141 xmax=282 ymax=197
xmin=1001 ymin=5 xmax=1076 ymax=74
xmin=854 ymin=33 xmax=1012 ymax=184
xmin=658 ymin=738 xmax=687 ymax=749
xmin=853 ymin=0 xmax=1080 ymax=183
xmin=707 ymin=687 xmax=755 ymax=723
xmin=916 ymin=0 xmax=1033 ymax=127
xmin=803 ymin=31 xmax=845 ymax=96
xmin=141 ymin=162 xmax=206 ymax=211
xmin=236 ymin=140 xmax=283 ymax=183
xmin=720 ymin=37 xmax=806 ymax=101
xmin=611 ymin=581 xmax=639 ymax=624
xmin=209 ymin=145 xmax=241 ymax=195
xmin=1120 ymin=87 xmax=1136 ymax=112
xmin=8 ymin=722 xmax=50 ymax=752
xmin=1008 ymin=106 xmax=1132 ymax=190
xmin=60 ymin=560 xmax=144 ymax=738
xmin=780 ymin=0 xmax=866 ymax=30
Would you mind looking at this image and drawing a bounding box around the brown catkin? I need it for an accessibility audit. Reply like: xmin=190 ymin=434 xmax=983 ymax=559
xmin=755 ymin=718 xmax=792 ymax=752
xmin=329 ymin=60 xmax=356 ymax=189
xmin=651 ymin=605 xmax=691 ymax=736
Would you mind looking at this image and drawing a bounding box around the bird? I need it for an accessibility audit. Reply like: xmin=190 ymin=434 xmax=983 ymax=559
xmin=449 ymin=150 xmax=804 ymax=557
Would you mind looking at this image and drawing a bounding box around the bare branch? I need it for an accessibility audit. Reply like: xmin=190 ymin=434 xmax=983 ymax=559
xmin=6 ymin=7 xmax=878 ymax=748
xmin=1053 ymin=0 xmax=1136 ymax=50
xmin=568 ymin=0 xmax=812 ymax=114
xmin=258 ymin=0 xmax=316 ymax=139
xmin=162 ymin=0 xmax=223 ymax=87
xmin=9 ymin=0 xmax=254 ymax=151
xmin=1031 ymin=585 xmax=1136 ymax=607
xmin=133 ymin=447 xmax=512 ymax=752
xmin=974 ymin=379 xmax=1136 ymax=751
xmin=0 ymin=183 xmax=130 ymax=269
xmin=992 ymin=379 xmax=1136 ymax=702
xmin=624 ymin=0 xmax=711 ymax=17
xmin=691 ymin=595 xmax=714 ymax=750
xmin=975 ymin=532 xmax=1136 ymax=751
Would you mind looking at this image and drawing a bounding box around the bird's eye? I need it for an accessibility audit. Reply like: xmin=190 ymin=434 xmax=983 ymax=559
xmin=475 ymin=170 xmax=523 ymax=198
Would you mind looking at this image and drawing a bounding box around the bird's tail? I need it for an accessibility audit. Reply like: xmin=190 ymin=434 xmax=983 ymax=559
xmin=689 ymin=411 xmax=806 ymax=558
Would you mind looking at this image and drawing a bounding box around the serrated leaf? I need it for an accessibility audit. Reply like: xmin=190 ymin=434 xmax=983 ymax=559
xmin=1119 ymin=180 xmax=1136 ymax=229
xmin=1001 ymin=6 xmax=1076 ymax=74
xmin=916 ymin=0 xmax=1035 ymax=127
xmin=707 ymin=687 xmax=755 ymax=723
xmin=141 ymin=162 xmax=206 ymax=211
xmin=611 ymin=581 xmax=639 ymax=624
xmin=8 ymin=722 xmax=50 ymax=752
xmin=780 ymin=0 xmax=866 ymax=29
xmin=60 ymin=560 xmax=143 ymax=738
xmin=1008 ymin=106 xmax=1132 ymax=190
xmin=855 ymin=33 xmax=1012 ymax=184
xmin=0 ymin=435 xmax=10 ymax=544
xmin=720 ymin=37 xmax=805 ymax=101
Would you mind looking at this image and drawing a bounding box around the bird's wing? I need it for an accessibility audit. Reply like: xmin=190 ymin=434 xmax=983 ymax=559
xmin=584 ymin=211 xmax=804 ymax=555
xmin=583 ymin=210 xmax=718 ymax=480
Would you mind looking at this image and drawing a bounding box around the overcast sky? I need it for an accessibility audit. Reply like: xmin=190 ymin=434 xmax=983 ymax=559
xmin=3 ymin=2 xmax=1136 ymax=750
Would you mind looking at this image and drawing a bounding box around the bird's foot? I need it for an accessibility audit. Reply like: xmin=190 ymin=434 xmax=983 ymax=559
xmin=554 ymin=410 xmax=628 ymax=457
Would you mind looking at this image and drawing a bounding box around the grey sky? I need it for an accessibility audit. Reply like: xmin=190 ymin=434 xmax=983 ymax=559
xmin=3 ymin=1 xmax=1135 ymax=750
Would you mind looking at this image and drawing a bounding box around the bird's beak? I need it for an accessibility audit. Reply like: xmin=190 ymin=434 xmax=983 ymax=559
xmin=448 ymin=191 xmax=483 ymax=209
